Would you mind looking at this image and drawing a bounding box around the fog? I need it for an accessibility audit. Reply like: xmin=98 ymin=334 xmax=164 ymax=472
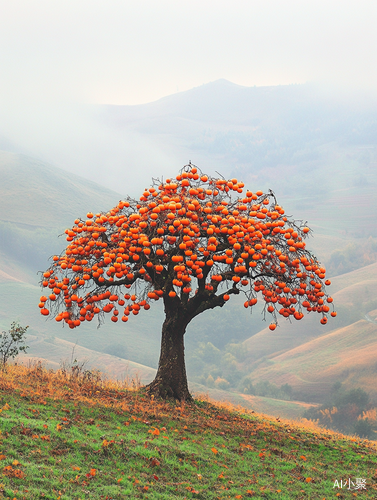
xmin=1 ymin=1 xmax=377 ymax=195
xmin=0 ymin=100 xmax=179 ymax=198
xmin=2 ymin=1 xmax=377 ymax=105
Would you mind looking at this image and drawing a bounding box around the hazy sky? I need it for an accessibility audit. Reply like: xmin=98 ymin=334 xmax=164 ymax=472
xmin=1 ymin=0 xmax=376 ymax=106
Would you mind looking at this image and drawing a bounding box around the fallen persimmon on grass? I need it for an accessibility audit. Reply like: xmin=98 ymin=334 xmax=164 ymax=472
xmin=0 ymin=363 xmax=376 ymax=499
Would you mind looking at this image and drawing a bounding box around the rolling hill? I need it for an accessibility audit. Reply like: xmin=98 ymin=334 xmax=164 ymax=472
xmin=240 ymin=263 xmax=377 ymax=402
xmin=18 ymin=334 xmax=157 ymax=384
xmin=244 ymin=316 xmax=377 ymax=404
xmin=241 ymin=262 xmax=377 ymax=363
xmin=0 ymin=151 xmax=124 ymax=284
xmin=0 ymin=152 xmax=165 ymax=370
xmin=0 ymin=150 xmax=123 ymax=229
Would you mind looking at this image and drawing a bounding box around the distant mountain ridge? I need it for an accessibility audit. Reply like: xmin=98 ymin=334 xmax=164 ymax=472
xmin=101 ymin=79 xmax=377 ymax=139
xmin=97 ymin=80 xmax=377 ymax=239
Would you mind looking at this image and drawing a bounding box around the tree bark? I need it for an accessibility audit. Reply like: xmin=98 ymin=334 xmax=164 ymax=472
xmin=145 ymin=298 xmax=192 ymax=401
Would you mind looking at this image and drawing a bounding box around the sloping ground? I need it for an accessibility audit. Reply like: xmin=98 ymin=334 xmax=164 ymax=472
xmin=0 ymin=151 xmax=123 ymax=286
xmin=2 ymin=364 xmax=376 ymax=500
xmin=328 ymin=261 xmax=377 ymax=294
xmin=18 ymin=336 xmax=156 ymax=384
xmin=10 ymin=326 xmax=317 ymax=421
xmin=193 ymin=388 xmax=318 ymax=420
xmin=0 ymin=151 xmax=122 ymax=228
xmin=17 ymin=337 xmax=317 ymax=421
xmin=333 ymin=280 xmax=377 ymax=305
xmin=0 ymin=249 xmax=34 ymax=284
xmin=287 ymin=180 xmax=377 ymax=237
xmin=241 ymin=262 xmax=377 ymax=366
xmin=247 ymin=317 xmax=377 ymax=402
xmin=239 ymin=263 xmax=377 ymax=402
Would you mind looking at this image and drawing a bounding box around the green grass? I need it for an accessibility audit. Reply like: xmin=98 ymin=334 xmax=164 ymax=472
xmin=1 ymin=365 xmax=377 ymax=499
xmin=206 ymin=390 xmax=318 ymax=421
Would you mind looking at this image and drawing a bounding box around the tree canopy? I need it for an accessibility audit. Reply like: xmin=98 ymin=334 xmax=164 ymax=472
xmin=40 ymin=164 xmax=335 ymax=400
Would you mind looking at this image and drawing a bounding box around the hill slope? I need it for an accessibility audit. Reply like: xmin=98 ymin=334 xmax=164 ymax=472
xmin=240 ymin=263 xmax=377 ymax=401
xmin=241 ymin=262 xmax=377 ymax=360
xmin=0 ymin=151 xmax=123 ymax=228
xmin=0 ymin=151 xmax=123 ymax=283
xmin=248 ymin=318 xmax=377 ymax=402
xmin=1 ymin=364 xmax=377 ymax=499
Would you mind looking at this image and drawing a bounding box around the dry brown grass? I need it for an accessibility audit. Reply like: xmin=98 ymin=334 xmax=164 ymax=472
xmin=193 ymin=391 xmax=377 ymax=447
xmin=3 ymin=362 xmax=376 ymax=449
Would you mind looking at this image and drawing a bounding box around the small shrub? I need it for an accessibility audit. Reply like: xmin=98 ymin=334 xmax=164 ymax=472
xmin=0 ymin=322 xmax=29 ymax=370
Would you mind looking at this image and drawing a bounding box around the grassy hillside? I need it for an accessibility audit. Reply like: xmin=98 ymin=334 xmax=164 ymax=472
xmin=1 ymin=364 xmax=376 ymax=499
xmin=0 ymin=151 xmax=123 ymax=284
xmin=239 ymin=263 xmax=377 ymax=402
xmin=241 ymin=263 xmax=377 ymax=362
xmin=13 ymin=336 xmax=318 ymax=422
xmin=248 ymin=319 xmax=377 ymax=402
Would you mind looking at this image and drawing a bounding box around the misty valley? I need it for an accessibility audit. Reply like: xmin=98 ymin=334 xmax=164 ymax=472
xmin=1 ymin=81 xmax=377 ymax=440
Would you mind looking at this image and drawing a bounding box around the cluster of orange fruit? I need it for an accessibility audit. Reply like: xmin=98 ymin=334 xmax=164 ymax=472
xmin=39 ymin=165 xmax=334 ymax=329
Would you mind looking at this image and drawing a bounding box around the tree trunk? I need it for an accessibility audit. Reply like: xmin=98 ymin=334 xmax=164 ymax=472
xmin=145 ymin=300 xmax=192 ymax=401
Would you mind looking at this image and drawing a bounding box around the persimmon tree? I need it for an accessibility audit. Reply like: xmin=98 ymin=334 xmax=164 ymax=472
xmin=39 ymin=164 xmax=335 ymax=401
